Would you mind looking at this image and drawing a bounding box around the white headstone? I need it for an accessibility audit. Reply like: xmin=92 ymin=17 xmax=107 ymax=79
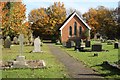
xmin=33 ymin=36 xmax=42 ymax=52
xmin=13 ymin=36 xmax=18 ymax=44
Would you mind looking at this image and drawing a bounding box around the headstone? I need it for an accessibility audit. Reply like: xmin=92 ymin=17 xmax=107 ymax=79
xmin=56 ymin=40 xmax=61 ymax=45
xmin=13 ymin=36 xmax=18 ymax=44
xmin=66 ymin=40 xmax=71 ymax=48
xmin=85 ymin=40 xmax=91 ymax=47
xmin=94 ymin=33 xmax=101 ymax=40
xmin=114 ymin=42 xmax=119 ymax=49
xmin=33 ymin=36 xmax=42 ymax=52
xmin=107 ymin=40 xmax=114 ymax=45
xmin=80 ymin=39 xmax=85 ymax=50
xmin=4 ymin=36 xmax=11 ymax=48
xmin=101 ymin=39 xmax=106 ymax=43
xmin=71 ymin=41 xmax=75 ymax=47
xmin=92 ymin=43 xmax=102 ymax=51
xmin=62 ymin=42 xmax=66 ymax=47
xmin=11 ymin=34 xmax=28 ymax=68
xmin=74 ymin=38 xmax=81 ymax=51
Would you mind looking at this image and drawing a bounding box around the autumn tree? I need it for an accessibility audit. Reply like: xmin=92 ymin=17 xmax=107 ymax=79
xmin=47 ymin=2 xmax=66 ymax=40
xmin=83 ymin=6 xmax=118 ymax=39
xmin=28 ymin=8 xmax=49 ymax=39
xmin=83 ymin=8 xmax=99 ymax=38
xmin=1 ymin=2 xmax=26 ymax=38
xmin=28 ymin=2 xmax=66 ymax=40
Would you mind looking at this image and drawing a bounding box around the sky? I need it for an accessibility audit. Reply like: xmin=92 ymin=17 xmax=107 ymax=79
xmin=22 ymin=0 xmax=120 ymax=20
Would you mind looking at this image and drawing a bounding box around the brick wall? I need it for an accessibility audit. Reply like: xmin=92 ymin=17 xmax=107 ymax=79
xmin=61 ymin=15 xmax=87 ymax=43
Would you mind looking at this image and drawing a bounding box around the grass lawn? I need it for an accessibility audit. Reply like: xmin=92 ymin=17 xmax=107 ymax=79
xmin=2 ymin=44 xmax=69 ymax=78
xmin=55 ymin=40 xmax=120 ymax=78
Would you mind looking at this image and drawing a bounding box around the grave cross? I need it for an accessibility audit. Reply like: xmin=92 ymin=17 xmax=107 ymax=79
xmin=19 ymin=34 xmax=24 ymax=56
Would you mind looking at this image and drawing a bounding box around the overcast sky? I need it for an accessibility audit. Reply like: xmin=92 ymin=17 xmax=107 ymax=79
xmin=22 ymin=0 xmax=119 ymax=20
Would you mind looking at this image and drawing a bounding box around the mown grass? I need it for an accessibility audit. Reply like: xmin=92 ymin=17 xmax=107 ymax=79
xmin=55 ymin=40 xmax=120 ymax=78
xmin=2 ymin=44 xmax=69 ymax=78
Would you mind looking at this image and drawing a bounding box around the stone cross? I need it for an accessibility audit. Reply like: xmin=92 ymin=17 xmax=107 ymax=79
xmin=19 ymin=34 xmax=24 ymax=56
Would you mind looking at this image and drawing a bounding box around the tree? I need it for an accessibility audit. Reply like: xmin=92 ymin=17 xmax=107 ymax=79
xmin=67 ymin=8 xmax=82 ymax=17
xmin=47 ymin=2 xmax=66 ymax=40
xmin=28 ymin=8 xmax=49 ymax=39
xmin=1 ymin=2 xmax=26 ymax=38
xmin=28 ymin=2 xmax=66 ymax=40
xmin=83 ymin=8 xmax=99 ymax=38
xmin=83 ymin=6 xmax=118 ymax=39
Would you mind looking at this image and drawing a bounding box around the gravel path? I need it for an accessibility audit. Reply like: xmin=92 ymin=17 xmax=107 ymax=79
xmin=47 ymin=44 xmax=104 ymax=79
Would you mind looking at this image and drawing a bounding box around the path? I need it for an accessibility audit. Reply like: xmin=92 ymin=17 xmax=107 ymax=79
xmin=47 ymin=44 xmax=103 ymax=79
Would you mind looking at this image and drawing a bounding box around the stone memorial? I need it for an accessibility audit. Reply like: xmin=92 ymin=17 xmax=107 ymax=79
xmin=4 ymin=36 xmax=11 ymax=48
xmin=114 ymin=42 xmax=119 ymax=49
xmin=92 ymin=43 xmax=102 ymax=51
xmin=13 ymin=36 xmax=18 ymax=44
xmin=66 ymin=40 xmax=71 ymax=48
xmin=12 ymin=34 xmax=28 ymax=68
xmin=1 ymin=34 xmax=46 ymax=69
xmin=80 ymin=39 xmax=85 ymax=50
xmin=12 ymin=56 xmax=28 ymax=68
xmin=56 ymin=40 xmax=61 ymax=45
xmin=74 ymin=38 xmax=81 ymax=51
xmin=62 ymin=42 xmax=66 ymax=47
xmin=33 ymin=36 xmax=42 ymax=52
xmin=107 ymin=40 xmax=114 ymax=45
xmin=94 ymin=33 xmax=101 ymax=40
xmin=71 ymin=41 xmax=75 ymax=47
xmin=85 ymin=40 xmax=91 ymax=47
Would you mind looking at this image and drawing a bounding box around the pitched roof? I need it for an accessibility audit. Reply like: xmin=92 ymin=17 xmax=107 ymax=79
xmin=59 ymin=11 xmax=91 ymax=30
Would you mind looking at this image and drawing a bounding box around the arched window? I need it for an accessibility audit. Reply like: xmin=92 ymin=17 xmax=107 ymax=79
xmin=69 ymin=26 xmax=72 ymax=36
xmin=74 ymin=22 xmax=77 ymax=36
xmin=79 ymin=26 xmax=82 ymax=37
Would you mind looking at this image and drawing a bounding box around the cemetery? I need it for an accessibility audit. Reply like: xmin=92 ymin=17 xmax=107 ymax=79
xmin=1 ymin=42 xmax=69 ymax=78
xmin=56 ymin=39 xmax=120 ymax=78
xmin=1 ymin=1 xmax=120 ymax=79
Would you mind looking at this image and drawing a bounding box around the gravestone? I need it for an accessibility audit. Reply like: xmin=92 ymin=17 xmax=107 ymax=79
xmin=92 ymin=43 xmax=102 ymax=51
xmin=12 ymin=34 xmax=28 ymax=68
xmin=107 ymin=40 xmax=114 ymax=45
xmin=94 ymin=33 xmax=101 ymax=40
xmin=114 ymin=42 xmax=119 ymax=49
xmin=71 ymin=41 xmax=75 ymax=47
xmin=80 ymin=39 xmax=85 ymax=50
xmin=85 ymin=40 xmax=91 ymax=47
xmin=74 ymin=38 xmax=81 ymax=51
xmin=33 ymin=36 xmax=42 ymax=52
xmin=66 ymin=40 xmax=71 ymax=48
xmin=13 ymin=36 xmax=18 ymax=44
xmin=4 ymin=36 xmax=11 ymax=48
xmin=62 ymin=42 xmax=66 ymax=47
xmin=56 ymin=40 xmax=61 ymax=45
